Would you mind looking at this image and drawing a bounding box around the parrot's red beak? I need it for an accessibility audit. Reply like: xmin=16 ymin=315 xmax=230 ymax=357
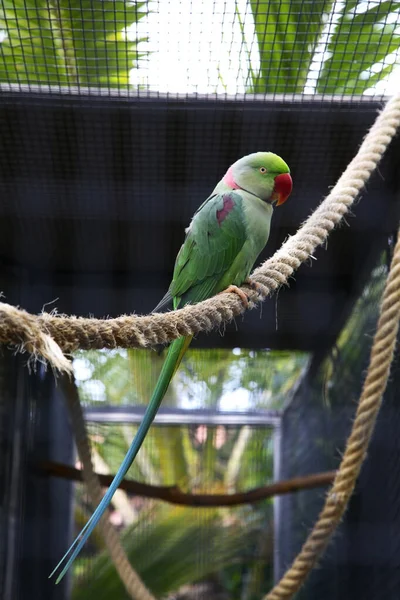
xmin=272 ymin=173 xmax=293 ymax=206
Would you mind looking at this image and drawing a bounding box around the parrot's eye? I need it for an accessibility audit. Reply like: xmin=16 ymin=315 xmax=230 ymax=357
xmin=259 ymin=167 xmax=267 ymax=174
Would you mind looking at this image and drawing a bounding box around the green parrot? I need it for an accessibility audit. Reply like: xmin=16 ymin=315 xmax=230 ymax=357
xmin=51 ymin=151 xmax=292 ymax=583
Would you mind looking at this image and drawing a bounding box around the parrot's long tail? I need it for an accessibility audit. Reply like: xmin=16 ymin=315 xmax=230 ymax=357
xmin=50 ymin=335 xmax=192 ymax=584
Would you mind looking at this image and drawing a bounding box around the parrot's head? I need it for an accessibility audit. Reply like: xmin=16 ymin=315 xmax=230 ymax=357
xmin=224 ymin=152 xmax=292 ymax=206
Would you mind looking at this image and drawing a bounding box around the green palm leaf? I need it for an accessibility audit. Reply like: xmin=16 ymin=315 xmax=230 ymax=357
xmin=72 ymin=505 xmax=261 ymax=599
xmin=248 ymin=0 xmax=334 ymax=93
xmin=317 ymin=1 xmax=400 ymax=94
xmin=0 ymin=0 xmax=147 ymax=87
xmin=247 ymin=0 xmax=400 ymax=95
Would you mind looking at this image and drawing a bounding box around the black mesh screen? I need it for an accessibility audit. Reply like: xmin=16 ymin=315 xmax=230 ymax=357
xmin=0 ymin=351 xmax=74 ymax=600
xmin=0 ymin=93 xmax=398 ymax=354
xmin=1 ymin=1 xmax=399 ymax=351
xmin=276 ymin=258 xmax=400 ymax=598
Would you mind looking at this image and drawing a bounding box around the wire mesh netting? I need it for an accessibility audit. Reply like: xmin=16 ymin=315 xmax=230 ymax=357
xmin=1 ymin=1 xmax=398 ymax=352
xmin=1 ymin=1 xmax=400 ymax=600
xmin=0 ymin=0 xmax=400 ymax=98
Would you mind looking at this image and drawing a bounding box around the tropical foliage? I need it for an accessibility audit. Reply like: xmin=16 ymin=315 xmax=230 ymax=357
xmin=71 ymin=347 xmax=307 ymax=598
xmin=72 ymin=503 xmax=264 ymax=600
xmin=246 ymin=0 xmax=400 ymax=94
xmin=75 ymin=346 xmax=308 ymax=506
xmin=0 ymin=0 xmax=147 ymax=87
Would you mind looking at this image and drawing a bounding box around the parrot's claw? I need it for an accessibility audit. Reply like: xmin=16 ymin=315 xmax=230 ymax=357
xmin=221 ymin=285 xmax=249 ymax=308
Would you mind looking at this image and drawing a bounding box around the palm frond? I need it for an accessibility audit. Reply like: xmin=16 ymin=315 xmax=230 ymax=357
xmin=317 ymin=0 xmax=400 ymax=94
xmin=246 ymin=0 xmax=400 ymax=95
xmin=248 ymin=0 xmax=334 ymax=93
xmin=0 ymin=0 xmax=147 ymax=87
xmin=72 ymin=505 xmax=261 ymax=599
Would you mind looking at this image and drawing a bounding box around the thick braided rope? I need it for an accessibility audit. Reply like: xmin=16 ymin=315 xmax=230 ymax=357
xmin=61 ymin=376 xmax=155 ymax=600
xmin=265 ymin=224 xmax=400 ymax=600
xmin=0 ymin=302 xmax=73 ymax=372
xmin=1 ymin=94 xmax=400 ymax=371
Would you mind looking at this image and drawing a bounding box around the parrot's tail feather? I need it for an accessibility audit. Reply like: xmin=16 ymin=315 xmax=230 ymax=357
xmin=51 ymin=335 xmax=192 ymax=584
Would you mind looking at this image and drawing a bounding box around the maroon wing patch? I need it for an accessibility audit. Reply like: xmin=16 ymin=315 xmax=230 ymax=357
xmin=216 ymin=194 xmax=235 ymax=226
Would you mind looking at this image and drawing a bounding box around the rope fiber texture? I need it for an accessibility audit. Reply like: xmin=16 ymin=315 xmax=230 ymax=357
xmin=1 ymin=93 xmax=400 ymax=371
xmin=265 ymin=224 xmax=400 ymax=600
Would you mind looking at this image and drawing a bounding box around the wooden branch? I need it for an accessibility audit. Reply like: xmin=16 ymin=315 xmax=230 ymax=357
xmin=39 ymin=461 xmax=335 ymax=507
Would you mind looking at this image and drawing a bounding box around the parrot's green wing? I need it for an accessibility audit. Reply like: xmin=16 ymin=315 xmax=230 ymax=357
xmin=170 ymin=191 xmax=247 ymax=307
xmin=153 ymin=191 xmax=247 ymax=313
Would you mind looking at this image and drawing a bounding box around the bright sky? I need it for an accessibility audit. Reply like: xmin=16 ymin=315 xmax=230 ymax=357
xmin=129 ymin=0 xmax=400 ymax=96
xmin=130 ymin=0 xmax=256 ymax=94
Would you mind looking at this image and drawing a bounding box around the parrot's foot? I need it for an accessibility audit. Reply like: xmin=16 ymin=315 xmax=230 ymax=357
xmin=245 ymin=278 xmax=262 ymax=293
xmin=221 ymin=285 xmax=249 ymax=308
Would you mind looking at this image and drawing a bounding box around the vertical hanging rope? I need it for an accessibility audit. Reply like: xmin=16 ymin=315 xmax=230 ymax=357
xmin=266 ymin=226 xmax=400 ymax=599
